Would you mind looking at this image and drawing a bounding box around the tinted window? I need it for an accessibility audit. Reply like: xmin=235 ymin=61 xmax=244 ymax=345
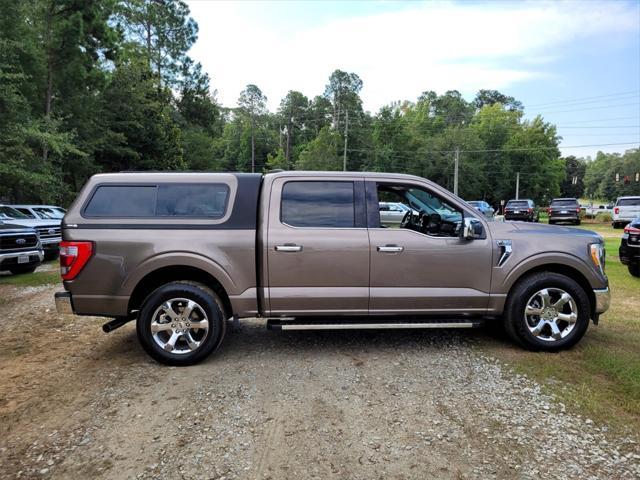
xmin=15 ymin=208 xmax=36 ymax=218
xmin=281 ymin=181 xmax=355 ymax=228
xmin=0 ymin=206 xmax=30 ymax=219
xmin=156 ymin=184 xmax=229 ymax=217
xmin=617 ymin=198 xmax=640 ymax=206
xmin=507 ymin=201 xmax=529 ymax=207
xmin=84 ymin=186 xmax=156 ymax=217
xmin=84 ymin=184 xmax=230 ymax=218
xmin=551 ymin=199 xmax=578 ymax=207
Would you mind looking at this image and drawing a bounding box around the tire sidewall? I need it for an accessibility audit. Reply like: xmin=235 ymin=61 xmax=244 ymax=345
xmin=507 ymin=273 xmax=590 ymax=351
xmin=137 ymin=283 xmax=224 ymax=366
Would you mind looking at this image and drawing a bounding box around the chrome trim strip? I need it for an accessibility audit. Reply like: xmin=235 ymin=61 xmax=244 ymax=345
xmin=496 ymin=240 xmax=512 ymax=267
xmin=0 ymin=249 xmax=44 ymax=261
xmin=280 ymin=322 xmax=477 ymax=330
xmin=593 ymin=287 xmax=610 ymax=314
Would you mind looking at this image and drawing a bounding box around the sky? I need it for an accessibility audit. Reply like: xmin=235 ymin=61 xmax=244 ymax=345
xmin=186 ymin=0 xmax=640 ymax=158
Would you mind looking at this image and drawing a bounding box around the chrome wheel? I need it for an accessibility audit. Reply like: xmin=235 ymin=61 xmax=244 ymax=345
xmin=150 ymin=298 xmax=209 ymax=354
xmin=524 ymin=288 xmax=578 ymax=342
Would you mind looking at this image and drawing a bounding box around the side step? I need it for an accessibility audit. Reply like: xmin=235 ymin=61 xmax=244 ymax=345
xmin=266 ymin=318 xmax=484 ymax=331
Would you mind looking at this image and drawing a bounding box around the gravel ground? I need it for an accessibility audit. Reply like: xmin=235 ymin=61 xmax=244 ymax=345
xmin=0 ymin=283 xmax=639 ymax=480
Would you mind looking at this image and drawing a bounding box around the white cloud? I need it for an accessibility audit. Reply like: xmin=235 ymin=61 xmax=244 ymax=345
xmin=186 ymin=0 xmax=638 ymax=112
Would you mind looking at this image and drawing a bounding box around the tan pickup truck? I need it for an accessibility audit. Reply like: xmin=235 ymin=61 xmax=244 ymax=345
xmin=55 ymin=171 xmax=610 ymax=365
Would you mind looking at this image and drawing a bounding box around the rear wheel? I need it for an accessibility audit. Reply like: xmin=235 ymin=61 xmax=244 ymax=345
xmin=503 ymin=272 xmax=590 ymax=351
xmin=137 ymin=282 xmax=226 ymax=366
xmin=8 ymin=264 xmax=37 ymax=275
xmin=575 ymin=219 xmax=581 ymax=225
xmin=549 ymin=220 xmax=555 ymax=225
xmin=629 ymin=264 xmax=640 ymax=278
xmin=613 ymin=222 xmax=622 ymax=229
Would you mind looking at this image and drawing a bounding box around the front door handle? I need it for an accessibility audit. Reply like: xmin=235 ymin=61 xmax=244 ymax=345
xmin=275 ymin=244 xmax=303 ymax=252
xmin=377 ymin=245 xmax=404 ymax=253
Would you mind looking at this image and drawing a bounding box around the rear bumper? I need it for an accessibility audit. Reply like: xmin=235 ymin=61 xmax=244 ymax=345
xmin=593 ymin=287 xmax=610 ymax=314
xmin=54 ymin=291 xmax=74 ymax=315
xmin=40 ymin=238 xmax=61 ymax=251
xmin=619 ymin=241 xmax=640 ymax=266
xmin=549 ymin=215 xmax=579 ymax=221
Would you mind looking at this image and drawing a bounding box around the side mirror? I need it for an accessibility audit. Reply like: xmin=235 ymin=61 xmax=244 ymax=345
xmin=462 ymin=218 xmax=475 ymax=240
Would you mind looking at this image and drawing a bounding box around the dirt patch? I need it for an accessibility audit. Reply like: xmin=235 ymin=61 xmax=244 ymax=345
xmin=0 ymin=286 xmax=639 ymax=479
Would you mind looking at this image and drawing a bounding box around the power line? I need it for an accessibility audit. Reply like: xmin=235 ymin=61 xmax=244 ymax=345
xmin=524 ymin=91 xmax=639 ymax=108
xmin=531 ymin=101 xmax=640 ymax=115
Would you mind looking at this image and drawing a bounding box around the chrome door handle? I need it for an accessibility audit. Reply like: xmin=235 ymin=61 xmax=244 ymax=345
xmin=275 ymin=244 xmax=303 ymax=252
xmin=377 ymin=245 xmax=404 ymax=253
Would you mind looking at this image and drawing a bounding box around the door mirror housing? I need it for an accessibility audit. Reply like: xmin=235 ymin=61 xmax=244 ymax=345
xmin=462 ymin=218 xmax=475 ymax=240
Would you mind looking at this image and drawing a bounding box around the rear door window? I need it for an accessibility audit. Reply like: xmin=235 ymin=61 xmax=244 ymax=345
xmin=281 ymin=181 xmax=355 ymax=228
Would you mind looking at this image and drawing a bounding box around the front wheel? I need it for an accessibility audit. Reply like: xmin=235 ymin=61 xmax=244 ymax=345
xmin=503 ymin=272 xmax=590 ymax=351
xmin=629 ymin=264 xmax=640 ymax=278
xmin=137 ymin=282 xmax=226 ymax=366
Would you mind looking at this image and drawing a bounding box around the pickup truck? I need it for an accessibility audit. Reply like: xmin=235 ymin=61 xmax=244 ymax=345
xmin=0 ymin=205 xmax=62 ymax=260
xmin=0 ymin=221 xmax=44 ymax=275
xmin=55 ymin=171 xmax=611 ymax=365
xmin=612 ymin=196 xmax=640 ymax=229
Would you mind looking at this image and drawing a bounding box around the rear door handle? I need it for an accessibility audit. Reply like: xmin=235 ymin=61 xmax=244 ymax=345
xmin=275 ymin=244 xmax=303 ymax=252
xmin=377 ymin=245 xmax=404 ymax=253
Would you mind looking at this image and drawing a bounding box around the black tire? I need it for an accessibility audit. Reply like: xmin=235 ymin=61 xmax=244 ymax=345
xmin=503 ymin=272 xmax=590 ymax=351
xmin=137 ymin=282 xmax=226 ymax=366
xmin=629 ymin=264 xmax=640 ymax=278
xmin=575 ymin=219 xmax=581 ymax=226
xmin=8 ymin=264 xmax=38 ymax=275
xmin=613 ymin=222 xmax=622 ymax=229
xmin=549 ymin=220 xmax=555 ymax=225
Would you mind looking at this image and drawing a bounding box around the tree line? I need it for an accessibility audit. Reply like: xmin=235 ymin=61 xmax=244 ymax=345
xmin=1 ymin=0 xmax=637 ymax=207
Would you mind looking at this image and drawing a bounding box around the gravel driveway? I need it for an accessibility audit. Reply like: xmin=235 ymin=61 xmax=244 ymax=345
xmin=0 ymin=284 xmax=638 ymax=479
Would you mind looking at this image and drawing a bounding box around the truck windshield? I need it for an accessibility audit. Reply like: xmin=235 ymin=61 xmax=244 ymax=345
xmin=0 ymin=206 xmax=29 ymax=219
xmin=617 ymin=198 xmax=640 ymax=206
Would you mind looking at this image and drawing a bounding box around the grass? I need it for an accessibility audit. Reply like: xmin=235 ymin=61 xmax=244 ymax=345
xmin=0 ymin=269 xmax=61 ymax=287
xmin=483 ymin=218 xmax=640 ymax=432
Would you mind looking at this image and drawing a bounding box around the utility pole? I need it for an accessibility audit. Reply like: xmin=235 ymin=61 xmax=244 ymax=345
xmin=343 ymin=110 xmax=349 ymax=171
xmin=515 ymin=171 xmax=520 ymax=200
xmin=453 ymin=147 xmax=460 ymax=196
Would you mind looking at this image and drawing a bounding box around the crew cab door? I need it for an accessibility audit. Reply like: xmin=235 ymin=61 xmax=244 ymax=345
xmin=367 ymin=180 xmax=493 ymax=315
xmin=266 ymin=176 xmax=369 ymax=315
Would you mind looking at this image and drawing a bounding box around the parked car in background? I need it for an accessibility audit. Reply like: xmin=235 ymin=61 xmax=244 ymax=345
xmin=548 ymin=198 xmax=581 ymax=225
xmin=612 ymin=196 xmax=640 ymax=229
xmin=504 ymin=199 xmax=539 ymax=222
xmin=0 ymin=205 xmax=61 ymax=260
xmin=585 ymin=204 xmax=613 ymax=218
xmin=0 ymin=221 xmax=44 ymax=275
xmin=11 ymin=204 xmax=66 ymax=220
xmin=619 ymin=217 xmax=640 ymax=277
xmin=378 ymin=202 xmax=416 ymax=226
xmin=467 ymin=200 xmax=495 ymax=219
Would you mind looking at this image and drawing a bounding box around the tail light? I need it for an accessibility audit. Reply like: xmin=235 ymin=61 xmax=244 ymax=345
xmin=528 ymin=208 xmax=533 ymax=213
xmin=614 ymin=207 xmax=619 ymax=215
xmin=60 ymin=241 xmax=93 ymax=280
xmin=548 ymin=208 xmax=552 ymax=214
xmin=624 ymin=224 xmax=640 ymax=234
xmin=576 ymin=208 xmax=581 ymax=213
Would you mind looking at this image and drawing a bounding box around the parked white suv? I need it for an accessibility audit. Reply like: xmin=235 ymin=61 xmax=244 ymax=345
xmin=612 ymin=196 xmax=640 ymax=229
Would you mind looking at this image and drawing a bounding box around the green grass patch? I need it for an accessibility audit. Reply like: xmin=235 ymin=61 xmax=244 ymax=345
xmin=482 ymin=235 xmax=640 ymax=432
xmin=0 ymin=270 xmax=61 ymax=287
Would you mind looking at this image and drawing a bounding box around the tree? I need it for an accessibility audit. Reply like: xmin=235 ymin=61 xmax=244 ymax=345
xmin=560 ymin=156 xmax=586 ymax=198
xmin=278 ymin=90 xmax=309 ymax=168
xmin=296 ymin=127 xmax=341 ymax=171
xmin=237 ymin=84 xmax=267 ymax=172
xmin=117 ymin=0 xmax=197 ymax=88
xmin=473 ymin=89 xmax=523 ymax=111
xmin=324 ymin=69 xmax=363 ymax=131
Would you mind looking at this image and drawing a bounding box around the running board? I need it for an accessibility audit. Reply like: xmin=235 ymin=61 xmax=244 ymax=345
xmin=267 ymin=318 xmax=484 ymax=331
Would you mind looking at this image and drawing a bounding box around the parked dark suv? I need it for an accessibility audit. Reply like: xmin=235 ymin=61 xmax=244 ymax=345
xmin=619 ymin=217 xmax=640 ymax=277
xmin=548 ymin=198 xmax=581 ymax=225
xmin=504 ymin=199 xmax=538 ymax=222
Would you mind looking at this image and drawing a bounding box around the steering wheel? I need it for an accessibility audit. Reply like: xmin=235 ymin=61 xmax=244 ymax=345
xmin=400 ymin=210 xmax=416 ymax=229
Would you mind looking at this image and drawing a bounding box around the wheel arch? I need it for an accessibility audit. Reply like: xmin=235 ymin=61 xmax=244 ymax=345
xmin=127 ymin=265 xmax=233 ymax=320
xmin=505 ymin=263 xmax=596 ymax=317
